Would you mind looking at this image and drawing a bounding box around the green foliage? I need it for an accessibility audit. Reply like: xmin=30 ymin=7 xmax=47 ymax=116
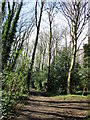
xmin=2 ymin=2 xmax=23 ymax=70
xmin=48 ymin=47 xmax=81 ymax=94
xmin=79 ymin=66 xmax=89 ymax=91
xmin=83 ymin=44 xmax=90 ymax=59
xmin=31 ymin=47 xmax=81 ymax=95
xmin=49 ymin=47 xmax=70 ymax=94
xmin=31 ymin=67 xmax=48 ymax=91
xmin=78 ymin=43 xmax=90 ymax=94
xmin=71 ymin=63 xmax=81 ymax=93
xmin=2 ymin=56 xmax=28 ymax=119
xmin=2 ymin=2 xmax=26 ymax=118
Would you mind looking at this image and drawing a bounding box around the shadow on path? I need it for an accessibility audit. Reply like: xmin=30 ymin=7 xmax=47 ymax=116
xmin=13 ymin=90 xmax=90 ymax=120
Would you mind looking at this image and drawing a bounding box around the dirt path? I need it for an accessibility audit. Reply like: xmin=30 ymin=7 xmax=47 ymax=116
xmin=13 ymin=91 xmax=90 ymax=120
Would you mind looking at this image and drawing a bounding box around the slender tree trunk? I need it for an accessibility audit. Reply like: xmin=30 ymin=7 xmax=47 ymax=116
xmin=67 ymin=39 xmax=77 ymax=94
xmin=27 ymin=1 xmax=44 ymax=92
xmin=42 ymin=54 xmax=44 ymax=70
xmin=39 ymin=50 xmax=42 ymax=69
xmin=55 ymin=38 xmax=58 ymax=65
xmin=42 ymin=46 xmax=46 ymax=70
xmin=47 ymin=17 xmax=52 ymax=92
xmin=67 ymin=10 xmax=78 ymax=94
xmin=53 ymin=48 xmax=55 ymax=64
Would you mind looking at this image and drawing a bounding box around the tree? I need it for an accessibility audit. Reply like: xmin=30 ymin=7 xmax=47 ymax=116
xmin=45 ymin=2 xmax=57 ymax=92
xmin=2 ymin=1 xmax=23 ymax=70
xmin=59 ymin=0 xmax=89 ymax=94
xmin=35 ymin=32 xmax=47 ymax=70
xmin=1 ymin=1 xmax=36 ymax=118
xmin=27 ymin=0 xmax=44 ymax=92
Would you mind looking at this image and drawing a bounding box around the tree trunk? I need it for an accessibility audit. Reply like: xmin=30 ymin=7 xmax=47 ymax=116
xmin=42 ymin=54 xmax=44 ymax=70
xmin=47 ymin=17 xmax=52 ymax=92
xmin=27 ymin=1 xmax=44 ymax=92
xmin=2 ymin=2 xmax=23 ymax=70
xmin=42 ymin=46 xmax=46 ymax=70
xmin=67 ymin=40 xmax=77 ymax=94
xmin=38 ymin=50 xmax=42 ymax=70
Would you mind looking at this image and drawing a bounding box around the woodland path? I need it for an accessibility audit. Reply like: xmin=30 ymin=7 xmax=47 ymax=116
xmin=13 ymin=91 xmax=90 ymax=120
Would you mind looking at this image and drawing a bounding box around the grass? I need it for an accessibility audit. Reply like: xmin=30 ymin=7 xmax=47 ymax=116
xmin=53 ymin=94 xmax=89 ymax=101
xmin=87 ymin=94 xmax=90 ymax=119
xmin=88 ymin=94 xmax=90 ymax=100
xmin=0 ymin=91 xmax=2 ymax=97
xmin=88 ymin=110 xmax=90 ymax=118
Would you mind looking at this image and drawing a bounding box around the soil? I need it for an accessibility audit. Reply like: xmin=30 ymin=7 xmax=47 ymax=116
xmin=12 ymin=91 xmax=90 ymax=120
